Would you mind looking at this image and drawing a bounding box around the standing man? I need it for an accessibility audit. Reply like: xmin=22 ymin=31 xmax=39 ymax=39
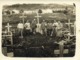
xmin=46 ymin=22 xmax=53 ymax=36
xmin=24 ymin=20 xmax=31 ymax=36
xmin=31 ymin=19 xmax=37 ymax=34
xmin=51 ymin=21 xmax=57 ymax=38
xmin=17 ymin=21 xmax=24 ymax=37
xmin=52 ymin=20 xmax=59 ymax=40
xmin=41 ymin=20 xmax=47 ymax=35
xmin=56 ymin=21 xmax=63 ymax=41
xmin=36 ymin=23 xmax=42 ymax=34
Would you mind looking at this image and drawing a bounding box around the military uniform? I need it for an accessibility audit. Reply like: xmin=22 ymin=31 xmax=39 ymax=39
xmin=31 ymin=20 xmax=37 ymax=34
xmin=47 ymin=23 xmax=53 ymax=36
xmin=41 ymin=22 xmax=47 ymax=35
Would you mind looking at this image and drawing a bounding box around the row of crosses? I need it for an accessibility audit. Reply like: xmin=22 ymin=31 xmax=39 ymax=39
xmin=4 ymin=4 xmax=76 ymax=56
xmin=4 ymin=10 xmax=42 ymax=40
xmin=19 ymin=10 xmax=41 ymax=25
xmin=4 ymin=9 xmax=75 ymax=43
xmin=19 ymin=10 xmax=41 ymax=38
xmin=4 ymin=8 xmax=76 ymax=57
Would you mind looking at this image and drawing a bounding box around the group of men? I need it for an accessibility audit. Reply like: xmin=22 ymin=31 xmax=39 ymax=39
xmin=17 ymin=19 xmax=63 ymax=38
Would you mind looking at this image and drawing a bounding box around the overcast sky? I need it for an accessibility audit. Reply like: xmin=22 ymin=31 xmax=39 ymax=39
xmin=0 ymin=0 xmax=76 ymax=6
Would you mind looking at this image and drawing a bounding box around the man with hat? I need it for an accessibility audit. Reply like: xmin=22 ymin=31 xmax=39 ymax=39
xmin=31 ymin=19 xmax=37 ymax=34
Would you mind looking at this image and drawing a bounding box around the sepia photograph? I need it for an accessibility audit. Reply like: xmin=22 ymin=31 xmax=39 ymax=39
xmin=2 ymin=3 xmax=76 ymax=57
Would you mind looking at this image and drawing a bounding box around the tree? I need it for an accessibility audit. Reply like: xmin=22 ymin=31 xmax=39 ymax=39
xmin=38 ymin=9 xmax=42 ymax=14
xmin=73 ymin=3 xmax=76 ymax=7
xmin=63 ymin=7 xmax=68 ymax=15
xmin=19 ymin=9 xmax=24 ymax=14
xmin=12 ymin=10 xmax=15 ymax=14
xmin=6 ymin=10 xmax=11 ymax=15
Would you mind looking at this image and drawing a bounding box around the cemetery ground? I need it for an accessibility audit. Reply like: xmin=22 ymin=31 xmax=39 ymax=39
xmin=2 ymin=29 xmax=75 ymax=57
xmin=2 ymin=10 xmax=75 ymax=57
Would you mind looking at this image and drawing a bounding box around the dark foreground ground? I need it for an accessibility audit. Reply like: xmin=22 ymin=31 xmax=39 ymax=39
xmin=2 ymin=32 xmax=75 ymax=57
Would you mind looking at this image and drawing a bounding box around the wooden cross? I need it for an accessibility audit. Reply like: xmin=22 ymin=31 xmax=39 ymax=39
xmin=5 ymin=23 xmax=13 ymax=45
xmin=58 ymin=40 xmax=65 ymax=57
xmin=2 ymin=31 xmax=13 ymax=56
xmin=65 ymin=19 xmax=73 ymax=33
xmin=65 ymin=19 xmax=76 ymax=41
xmin=5 ymin=23 xmax=12 ymax=32
xmin=19 ymin=13 xmax=27 ymax=38
xmin=35 ymin=12 xmax=41 ymax=23
xmin=19 ymin=13 xmax=27 ymax=26
xmin=54 ymin=41 xmax=68 ymax=57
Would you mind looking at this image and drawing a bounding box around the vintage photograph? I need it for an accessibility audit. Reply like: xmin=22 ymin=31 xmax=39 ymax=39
xmin=2 ymin=3 xmax=76 ymax=57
